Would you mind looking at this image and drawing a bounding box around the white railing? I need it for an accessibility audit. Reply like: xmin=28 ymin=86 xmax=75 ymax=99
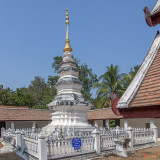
xmin=101 ymin=134 xmax=116 ymax=151
xmin=133 ymin=128 xmax=154 ymax=146
xmin=100 ymin=131 xmax=129 ymax=151
xmin=23 ymin=137 xmax=39 ymax=158
xmin=1 ymin=126 xmax=158 ymax=160
xmin=47 ymin=136 xmax=95 ymax=159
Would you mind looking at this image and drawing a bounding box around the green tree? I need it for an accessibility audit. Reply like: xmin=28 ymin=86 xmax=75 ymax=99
xmin=27 ymin=76 xmax=56 ymax=109
xmin=52 ymin=56 xmax=63 ymax=72
xmin=11 ymin=88 xmax=34 ymax=107
xmin=78 ymin=64 xmax=97 ymax=101
xmin=93 ymin=64 xmax=128 ymax=108
xmin=0 ymin=85 xmax=13 ymax=105
xmin=129 ymin=65 xmax=140 ymax=79
xmin=123 ymin=65 xmax=141 ymax=89
xmin=47 ymin=76 xmax=59 ymax=88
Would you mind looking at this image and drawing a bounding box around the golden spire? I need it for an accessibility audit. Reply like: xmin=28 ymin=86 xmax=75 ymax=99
xmin=63 ymin=8 xmax=72 ymax=52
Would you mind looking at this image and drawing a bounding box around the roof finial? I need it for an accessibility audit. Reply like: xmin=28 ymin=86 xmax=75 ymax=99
xmin=63 ymin=8 xmax=72 ymax=52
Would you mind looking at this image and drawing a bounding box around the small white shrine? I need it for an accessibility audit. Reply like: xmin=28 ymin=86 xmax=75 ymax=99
xmin=43 ymin=9 xmax=94 ymax=135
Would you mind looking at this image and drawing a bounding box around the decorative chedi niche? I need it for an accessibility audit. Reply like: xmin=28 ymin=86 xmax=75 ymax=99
xmin=44 ymin=9 xmax=94 ymax=135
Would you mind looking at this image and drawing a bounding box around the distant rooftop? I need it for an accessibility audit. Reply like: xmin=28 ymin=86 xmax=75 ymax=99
xmin=0 ymin=106 xmax=51 ymax=121
xmin=0 ymin=106 xmax=29 ymax=109
xmin=87 ymin=108 xmax=123 ymax=120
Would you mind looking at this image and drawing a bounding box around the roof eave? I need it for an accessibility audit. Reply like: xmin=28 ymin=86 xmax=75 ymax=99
xmin=117 ymin=34 xmax=160 ymax=109
xmin=151 ymin=0 xmax=160 ymax=16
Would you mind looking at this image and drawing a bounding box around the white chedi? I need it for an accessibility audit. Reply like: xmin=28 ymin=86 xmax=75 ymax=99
xmin=43 ymin=51 xmax=94 ymax=135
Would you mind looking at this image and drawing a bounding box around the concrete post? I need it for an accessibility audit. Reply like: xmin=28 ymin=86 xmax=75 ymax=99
xmin=38 ymin=133 xmax=47 ymax=160
xmin=150 ymin=119 xmax=154 ymax=128
xmin=105 ymin=120 xmax=110 ymax=129
xmin=94 ymin=120 xmax=98 ymax=128
xmin=32 ymin=121 xmax=36 ymax=133
xmin=124 ymin=119 xmax=128 ymax=129
xmin=127 ymin=127 xmax=133 ymax=149
xmin=11 ymin=121 xmax=14 ymax=130
xmin=152 ymin=125 xmax=158 ymax=143
xmin=16 ymin=131 xmax=22 ymax=151
xmin=21 ymin=131 xmax=25 ymax=154
xmin=92 ymin=129 xmax=101 ymax=154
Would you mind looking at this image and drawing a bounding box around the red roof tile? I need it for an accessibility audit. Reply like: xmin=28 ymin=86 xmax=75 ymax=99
xmin=0 ymin=106 xmax=29 ymax=109
xmin=0 ymin=108 xmax=52 ymax=121
xmin=87 ymin=108 xmax=123 ymax=120
xmin=130 ymin=48 xmax=160 ymax=108
xmin=0 ymin=106 xmax=122 ymax=121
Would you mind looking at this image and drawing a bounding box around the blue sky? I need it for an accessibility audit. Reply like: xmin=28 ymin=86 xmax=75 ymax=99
xmin=0 ymin=0 xmax=159 ymax=91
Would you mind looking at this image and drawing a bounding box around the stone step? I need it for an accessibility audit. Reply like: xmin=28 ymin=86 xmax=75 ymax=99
xmin=56 ymin=151 xmax=114 ymax=160
xmin=57 ymin=153 xmax=103 ymax=160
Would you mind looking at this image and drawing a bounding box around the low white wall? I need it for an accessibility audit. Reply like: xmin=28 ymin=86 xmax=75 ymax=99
xmin=91 ymin=118 xmax=160 ymax=137
xmin=120 ymin=118 xmax=160 ymax=137
xmin=120 ymin=118 xmax=151 ymax=128
xmin=6 ymin=121 xmax=51 ymax=129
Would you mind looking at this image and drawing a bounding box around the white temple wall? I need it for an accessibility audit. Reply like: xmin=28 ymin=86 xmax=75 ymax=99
xmin=120 ymin=118 xmax=150 ymax=128
xmin=6 ymin=121 xmax=51 ymax=129
xmin=155 ymin=119 xmax=160 ymax=137
xmin=120 ymin=118 xmax=160 ymax=137
xmin=89 ymin=119 xmax=160 ymax=137
xmin=120 ymin=118 xmax=160 ymax=128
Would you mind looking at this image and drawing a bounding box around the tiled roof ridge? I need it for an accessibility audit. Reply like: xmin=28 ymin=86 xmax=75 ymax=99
xmin=88 ymin=107 xmax=111 ymax=112
xmin=0 ymin=105 xmax=28 ymax=108
xmin=117 ymin=33 xmax=160 ymax=109
xmin=0 ymin=108 xmax=50 ymax=111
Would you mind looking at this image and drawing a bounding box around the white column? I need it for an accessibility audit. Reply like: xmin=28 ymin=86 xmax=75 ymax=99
xmin=94 ymin=120 xmax=98 ymax=128
xmin=33 ymin=121 xmax=36 ymax=128
xmin=38 ymin=133 xmax=47 ymax=160
xmin=105 ymin=120 xmax=110 ymax=129
xmin=32 ymin=121 xmax=36 ymax=132
xmin=11 ymin=121 xmax=14 ymax=130
xmin=127 ymin=127 xmax=133 ymax=149
xmin=152 ymin=125 xmax=158 ymax=143
xmin=150 ymin=119 xmax=154 ymax=128
xmin=124 ymin=119 xmax=128 ymax=129
xmin=92 ymin=129 xmax=100 ymax=154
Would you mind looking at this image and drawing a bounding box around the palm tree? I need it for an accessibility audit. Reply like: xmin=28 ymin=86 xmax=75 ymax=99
xmin=93 ymin=64 xmax=129 ymax=108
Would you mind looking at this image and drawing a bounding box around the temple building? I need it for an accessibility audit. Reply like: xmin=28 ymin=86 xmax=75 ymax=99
xmin=0 ymin=106 xmax=51 ymax=136
xmin=109 ymin=0 xmax=160 ymax=135
xmin=144 ymin=0 xmax=160 ymax=26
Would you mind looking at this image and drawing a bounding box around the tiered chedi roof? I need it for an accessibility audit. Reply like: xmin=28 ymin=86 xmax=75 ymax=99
xmin=144 ymin=0 xmax=160 ymax=26
xmin=48 ymin=9 xmax=90 ymax=109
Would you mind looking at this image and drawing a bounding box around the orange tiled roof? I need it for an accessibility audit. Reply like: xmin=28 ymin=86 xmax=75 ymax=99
xmin=0 ymin=106 xmax=122 ymax=121
xmin=0 ymin=106 xmax=29 ymax=109
xmin=130 ymin=48 xmax=160 ymax=107
xmin=0 ymin=108 xmax=52 ymax=121
xmin=87 ymin=108 xmax=123 ymax=120
xmin=117 ymin=33 xmax=160 ymax=109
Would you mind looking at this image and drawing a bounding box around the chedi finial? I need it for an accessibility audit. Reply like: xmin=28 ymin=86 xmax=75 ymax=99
xmin=63 ymin=8 xmax=72 ymax=52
